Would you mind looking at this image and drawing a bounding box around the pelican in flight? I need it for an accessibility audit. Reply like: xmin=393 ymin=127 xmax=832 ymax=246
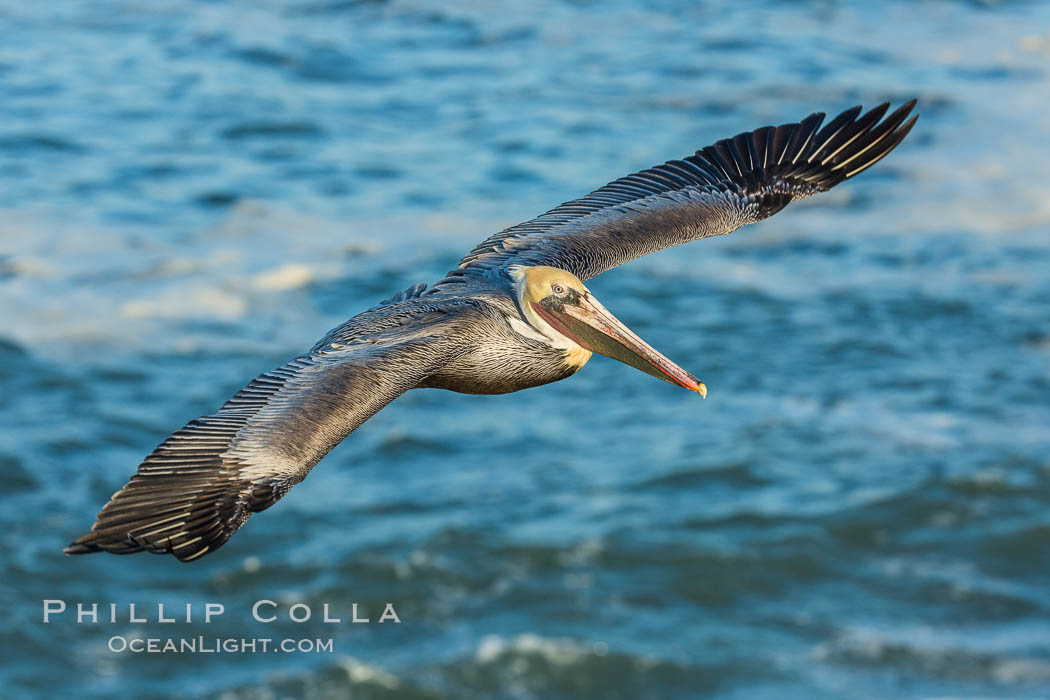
xmin=67 ymin=102 xmax=917 ymax=561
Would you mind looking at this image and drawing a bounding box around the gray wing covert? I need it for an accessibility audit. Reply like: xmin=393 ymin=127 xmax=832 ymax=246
xmin=452 ymin=101 xmax=917 ymax=282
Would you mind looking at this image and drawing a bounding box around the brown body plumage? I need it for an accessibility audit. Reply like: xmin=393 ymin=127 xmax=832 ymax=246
xmin=66 ymin=102 xmax=918 ymax=561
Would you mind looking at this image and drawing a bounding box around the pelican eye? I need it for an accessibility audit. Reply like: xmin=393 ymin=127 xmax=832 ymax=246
xmin=551 ymin=283 xmax=567 ymax=295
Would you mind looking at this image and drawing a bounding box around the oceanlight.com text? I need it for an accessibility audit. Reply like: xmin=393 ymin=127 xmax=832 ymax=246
xmin=107 ymin=635 xmax=335 ymax=654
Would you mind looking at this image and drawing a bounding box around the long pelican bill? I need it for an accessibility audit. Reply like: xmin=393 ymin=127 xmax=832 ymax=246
xmin=532 ymin=294 xmax=707 ymax=397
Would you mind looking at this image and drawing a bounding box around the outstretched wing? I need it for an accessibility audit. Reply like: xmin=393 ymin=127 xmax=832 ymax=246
xmin=452 ymin=101 xmax=917 ymax=282
xmin=65 ymin=301 xmax=482 ymax=562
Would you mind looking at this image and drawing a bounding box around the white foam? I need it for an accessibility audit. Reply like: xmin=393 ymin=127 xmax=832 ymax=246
xmin=476 ymin=633 xmax=603 ymax=665
xmin=337 ymin=657 xmax=401 ymax=689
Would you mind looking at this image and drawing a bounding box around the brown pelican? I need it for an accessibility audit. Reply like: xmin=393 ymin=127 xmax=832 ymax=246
xmin=66 ymin=101 xmax=917 ymax=561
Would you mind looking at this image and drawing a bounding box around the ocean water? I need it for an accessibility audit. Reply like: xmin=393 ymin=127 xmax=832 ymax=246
xmin=2 ymin=1 xmax=1050 ymax=698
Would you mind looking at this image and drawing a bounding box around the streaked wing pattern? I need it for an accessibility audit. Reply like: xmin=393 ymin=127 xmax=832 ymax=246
xmin=451 ymin=101 xmax=917 ymax=282
xmin=65 ymin=306 xmax=479 ymax=562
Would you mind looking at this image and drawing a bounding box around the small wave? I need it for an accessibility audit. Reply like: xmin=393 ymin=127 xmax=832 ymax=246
xmin=0 ymin=133 xmax=85 ymax=152
xmin=812 ymin=627 xmax=1050 ymax=685
xmin=337 ymin=657 xmax=402 ymax=691
xmin=220 ymin=121 xmax=324 ymax=141
xmin=632 ymin=462 xmax=769 ymax=490
xmin=475 ymin=633 xmax=602 ymax=665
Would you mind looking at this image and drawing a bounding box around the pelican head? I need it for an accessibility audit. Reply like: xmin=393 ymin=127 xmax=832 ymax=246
xmin=510 ymin=265 xmax=707 ymax=397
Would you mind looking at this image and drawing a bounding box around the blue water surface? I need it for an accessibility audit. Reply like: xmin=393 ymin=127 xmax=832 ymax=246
xmin=2 ymin=1 xmax=1049 ymax=698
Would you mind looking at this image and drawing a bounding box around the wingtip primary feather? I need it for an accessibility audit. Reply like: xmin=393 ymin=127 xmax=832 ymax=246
xmin=708 ymin=99 xmax=918 ymax=197
xmin=842 ymin=111 xmax=918 ymax=178
xmin=63 ymin=540 xmax=96 ymax=555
